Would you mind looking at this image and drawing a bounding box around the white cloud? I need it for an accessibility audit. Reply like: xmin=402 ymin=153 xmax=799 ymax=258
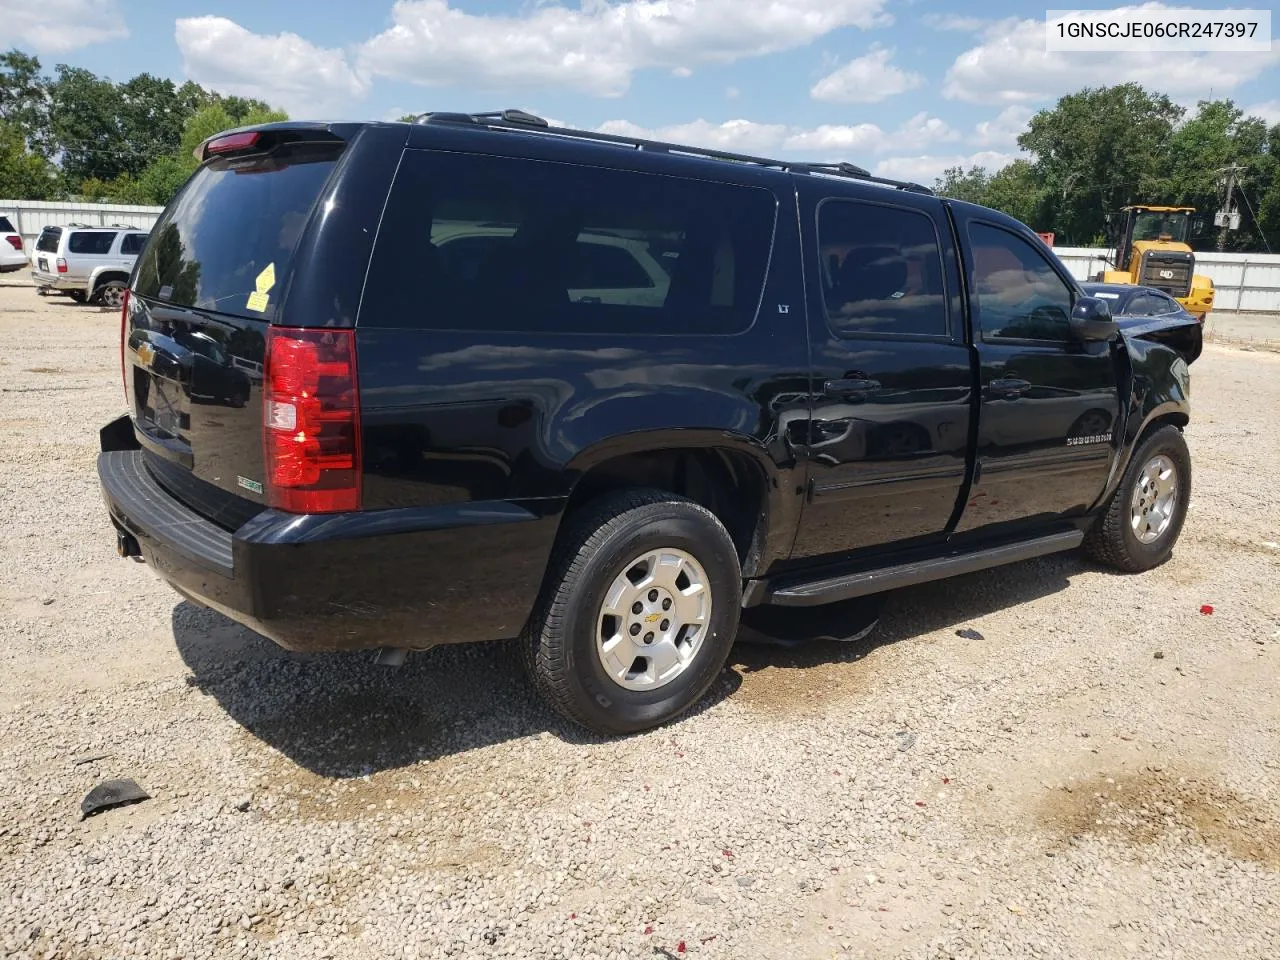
xmin=0 ymin=0 xmax=127 ymax=53
xmin=920 ymin=13 xmax=988 ymax=32
xmin=175 ymin=16 xmax=368 ymax=118
xmin=598 ymin=118 xmax=789 ymax=154
xmin=1245 ymin=100 xmax=1280 ymax=126
xmin=874 ymin=150 xmax=1017 ymax=185
xmin=671 ymin=67 xmax=694 ymax=78
xmin=357 ymin=0 xmax=892 ymax=96
xmin=970 ymin=105 xmax=1034 ymax=148
xmin=811 ymin=45 xmax=923 ymax=103
xmin=726 ymin=86 xmax=741 ymax=100
xmin=894 ymin=112 xmax=961 ymax=150
xmin=945 ymin=10 xmax=1280 ymax=103
xmin=595 ymin=112 xmax=958 ymax=159
xmin=784 ymin=123 xmax=886 ymax=153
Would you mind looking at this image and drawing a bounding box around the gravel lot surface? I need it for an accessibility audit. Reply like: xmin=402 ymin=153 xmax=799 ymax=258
xmin=2 ymin=279 xmax=1278 ymax=959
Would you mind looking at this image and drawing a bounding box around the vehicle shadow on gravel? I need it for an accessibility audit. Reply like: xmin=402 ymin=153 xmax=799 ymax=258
xmin=172 ymin=554 xmax=1079 ymax=777
xmin=727 ymin=552 xmax=1084 ymax=686
xmin=170 ymin=601 xmax=743 ymax=778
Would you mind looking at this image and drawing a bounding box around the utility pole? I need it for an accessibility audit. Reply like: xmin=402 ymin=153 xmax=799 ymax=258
xmin=1216 ymin=164 xmax=1244 ymax=251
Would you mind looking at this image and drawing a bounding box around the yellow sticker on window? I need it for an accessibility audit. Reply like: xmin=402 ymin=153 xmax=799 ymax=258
xmin=255 ymin=263 xmax=276 ymax=295
xmin=246 ymin=290 xmax=270 ymax=313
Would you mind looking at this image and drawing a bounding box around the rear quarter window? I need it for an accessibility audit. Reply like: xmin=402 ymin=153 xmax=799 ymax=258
xmin=68 ymin=232 xmax=117 ymax=255
xmin=120 ymin=233 xmax=148 ymax=255
xmin=362 ymin=150 xmax=777 ymax=335
xmin=0 ymin=216 xmax=14 ymax=232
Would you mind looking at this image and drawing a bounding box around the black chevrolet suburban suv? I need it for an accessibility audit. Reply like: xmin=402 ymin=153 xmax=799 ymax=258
xmin=99 ymin=111 xmax=1202 ymax=735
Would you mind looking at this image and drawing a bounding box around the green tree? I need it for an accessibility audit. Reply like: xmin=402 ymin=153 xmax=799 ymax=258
xmin=933 ymin=165 xmax=991 ymax=204
xmin=47 ymin=64 xmax=129 ymax=184
xmin=0 ymin=120 xmax=57 ymax=199
xmin=1163 ymin=100 xmax=1273 ymax=250
xmin=985 ymin=160 xmax=1049 ymax=229
xmin=1254 ymin=122 xmax=1280 ymax=253
xmin=130 ymin=155 xmax=195 ymax=205
xmin=117 ymin=73 xmax=188 ymax=175
xmin=0 ymin=49 xmax=49 ymax=153
xmin=1020 ymin=83 xmax=1183 ymax=244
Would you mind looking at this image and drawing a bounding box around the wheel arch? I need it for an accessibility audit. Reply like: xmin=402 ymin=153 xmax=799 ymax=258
xmin=561 ymin=432 xmax=784 ymax=579
xmin=90 ymin=267 xmax=131 ymax=295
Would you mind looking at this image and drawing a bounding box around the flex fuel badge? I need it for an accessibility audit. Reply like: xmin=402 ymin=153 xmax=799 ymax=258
xmin=246 ymin=262 xmax=276 ymax=313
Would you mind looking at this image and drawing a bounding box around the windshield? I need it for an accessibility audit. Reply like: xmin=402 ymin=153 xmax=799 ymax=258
xmin=1132 ymin=211 xmax=1190 ymax=244
xmin=133 ymin=142 xmax=342 ymax=318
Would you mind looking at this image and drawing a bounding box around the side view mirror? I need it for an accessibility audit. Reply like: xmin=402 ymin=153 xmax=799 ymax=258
xmin=1070 ymin=296 xmax=1119 ymax=342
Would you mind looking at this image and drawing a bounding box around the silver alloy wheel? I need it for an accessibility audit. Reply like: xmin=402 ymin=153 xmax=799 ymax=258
xmin=596 ymin=547 xmax=712 ymax=691
xmin=99 ymin=283 xmax=126 ymax=310
xmin=1130 ymin=454 xmax=1178 ymax=544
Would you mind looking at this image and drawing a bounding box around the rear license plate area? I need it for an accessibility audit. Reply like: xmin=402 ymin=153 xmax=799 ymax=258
xmin=38 ymin=258 xmax=48 ymax=272
xmin=142 ymin=375 xmax=190 ymax=436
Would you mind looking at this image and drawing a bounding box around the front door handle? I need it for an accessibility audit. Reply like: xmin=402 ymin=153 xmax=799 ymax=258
xmin=986 ymin=377 xmax=1031 ymax=399
xmin=824 ymin=377 xmax=881 ymax=398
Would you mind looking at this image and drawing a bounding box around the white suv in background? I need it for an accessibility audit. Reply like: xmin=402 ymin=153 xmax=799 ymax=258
xmin=31 ymin=224 xmax=150 ymax=307
xmin=0 ymin=215 xmax=27 ymax=273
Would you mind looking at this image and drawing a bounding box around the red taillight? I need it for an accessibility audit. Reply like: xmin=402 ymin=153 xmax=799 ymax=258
xmin=206 ymin=131 xmax=260 ymax=156
xmin=263 ymin=327 xmax=361 ymax=513
xmin=4 ymin=235 xmax=21 ymax=251
xmin=56 ymin=257 xmax=67 ymax=273
xmin=119 ymin=290 xmax=131 ymax=402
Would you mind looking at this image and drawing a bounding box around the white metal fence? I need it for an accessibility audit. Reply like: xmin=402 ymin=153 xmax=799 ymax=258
xmin=0 ymin=199 xmax=164 ymax=252
xmin=1054 ymin=246 xmax=1280 ymax=313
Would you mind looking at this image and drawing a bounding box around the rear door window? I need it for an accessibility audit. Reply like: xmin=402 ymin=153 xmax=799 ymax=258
xmin=36 ymin=228 xmax=62 ymax=253
xmin=68 ymin=232 xmax=117 ymax=255
xmin=363 ymin=150 xmax=777 ymax=334
xmin=817 ymin=199 xmax=948 ymax=337
xmin=120 ymin=233 xmax=148 ymax=255
xmin=133 ymin=142 xmax=342 ymax=316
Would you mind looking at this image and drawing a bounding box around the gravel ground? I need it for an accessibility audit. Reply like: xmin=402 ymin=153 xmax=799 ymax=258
xmin=1 ymin=279 xmax=1278 ymax=960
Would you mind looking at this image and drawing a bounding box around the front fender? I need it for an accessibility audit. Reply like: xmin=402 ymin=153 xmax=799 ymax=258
xmin=1100 ymin=337 xmax=1190 ymax=504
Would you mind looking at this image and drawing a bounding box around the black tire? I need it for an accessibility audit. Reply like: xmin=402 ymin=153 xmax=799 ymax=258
xmin=1085 ymin=424 xmax=1191 ymax=572
xmin=93 ymin=280 xmax=127 ymax=309
xmin=523 ymin=489 xmax=742 ymax=735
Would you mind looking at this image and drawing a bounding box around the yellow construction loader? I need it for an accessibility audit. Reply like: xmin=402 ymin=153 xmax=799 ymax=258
xmin=1096 ymin=206 xmax=1214 ymax=319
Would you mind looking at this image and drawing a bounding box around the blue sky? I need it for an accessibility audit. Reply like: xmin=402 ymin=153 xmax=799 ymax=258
xmin=2 ymin=0 xmax=1278 ymax=183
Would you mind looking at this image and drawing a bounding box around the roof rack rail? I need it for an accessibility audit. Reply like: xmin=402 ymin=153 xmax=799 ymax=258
xmin=413 ymin=109 xmax=933 ymax=195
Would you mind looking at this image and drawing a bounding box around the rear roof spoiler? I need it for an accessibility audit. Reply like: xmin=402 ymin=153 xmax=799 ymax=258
xmin=193 ymin=121 xmax=345 ymax=163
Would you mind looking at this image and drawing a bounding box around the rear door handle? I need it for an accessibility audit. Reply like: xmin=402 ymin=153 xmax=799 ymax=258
xmin=824 ymin=378 xmax=881 ymax=398
xmin=986 ymin=377 xmax=1031 ymax=399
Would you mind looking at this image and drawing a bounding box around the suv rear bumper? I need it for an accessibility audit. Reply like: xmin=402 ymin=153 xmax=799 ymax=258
xmin=31 ymin=270 xmax=86 ymax=292
xmin=98 ymin=425 xmax=561 ymax=653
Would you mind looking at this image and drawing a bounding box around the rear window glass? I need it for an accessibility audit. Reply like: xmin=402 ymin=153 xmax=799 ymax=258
xmin=363 ymin=150 xmax=776 ymax=335
xmin=68 ymin=232 xmax=116 ymax=255
xmin=120 ymin=233 xmax=148 ymax=255
xmin=133 ymin=143 xmax=340 ymax=315
xmin=0 ymin=216 xmax=14 ymax=232
xmin=36 ymin=228 xmax=61 ymax=253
